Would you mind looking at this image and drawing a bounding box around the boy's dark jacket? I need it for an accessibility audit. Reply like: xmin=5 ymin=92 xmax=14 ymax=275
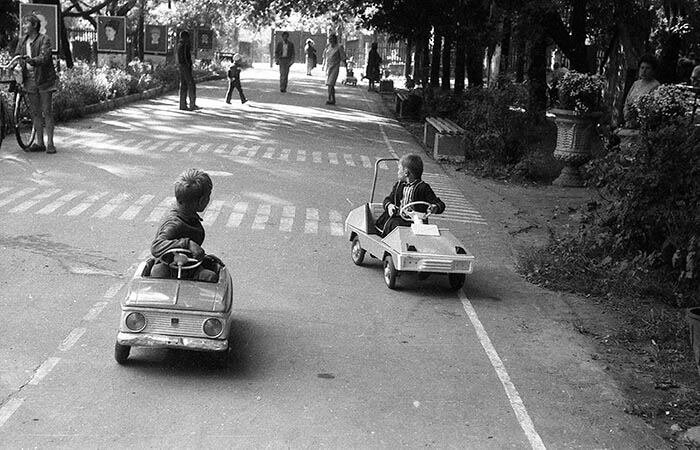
xmin=375 ymin=180 xmax=445 ymax=229
xmin=151 ymin=208 xmax=205 ymax=258
xmin=227 ymin=63 xmax=241 ymax=83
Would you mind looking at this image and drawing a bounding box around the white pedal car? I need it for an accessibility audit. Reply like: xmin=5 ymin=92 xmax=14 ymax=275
xmin=345 ymin=158 xmax=475 ymax=290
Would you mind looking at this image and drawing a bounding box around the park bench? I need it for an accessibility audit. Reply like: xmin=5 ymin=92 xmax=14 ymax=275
xmin=379 ymin=79 xmax=394 ymax=94
xmin=424 ymin=117 xmax=466 ymax=162
xmin=395 ymin=91 xmax=422 ymax=119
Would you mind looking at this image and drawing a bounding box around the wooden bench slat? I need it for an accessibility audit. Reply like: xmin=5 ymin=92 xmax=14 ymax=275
xmin=426 ymin=116 xmax=464 ymax=135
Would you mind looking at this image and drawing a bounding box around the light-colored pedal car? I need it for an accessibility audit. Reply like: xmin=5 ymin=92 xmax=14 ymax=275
xmin=115 ymin=249 xmax=234 ymax=367
xmin=345 ymin=158 xmax=475 ymax=290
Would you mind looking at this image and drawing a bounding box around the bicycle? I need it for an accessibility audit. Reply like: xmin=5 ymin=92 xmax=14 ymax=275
xmin=0 ymin=55 xmax=36 ymax=151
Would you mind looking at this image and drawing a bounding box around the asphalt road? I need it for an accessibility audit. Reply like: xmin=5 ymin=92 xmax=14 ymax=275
xmin=0 ymin=64 xmax=668 ymax=448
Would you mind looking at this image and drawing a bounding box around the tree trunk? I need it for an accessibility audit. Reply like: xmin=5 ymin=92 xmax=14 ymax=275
xmin=430 ymin=31 xmax=442 ymax=87
xmin=500 ymin=15 xmax=512 ymax=77
xmin=527 ymin=32 xmax=547 ymax=123
xmin=404 ymin=37 xmax=413 ymax=78
xmin=137 ymin=0 xmax=144 ymax=61
xmin=466 ymin=41 xmax=483 ymax=88
xmin=441 ymin=34 xmax=452 ymax=90
xmin=454 ymin=36 xmax=466 ymax=93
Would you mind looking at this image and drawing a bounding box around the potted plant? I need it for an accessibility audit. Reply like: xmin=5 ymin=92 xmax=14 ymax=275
xmin=551 ymin=70 xmax=605 ymax=187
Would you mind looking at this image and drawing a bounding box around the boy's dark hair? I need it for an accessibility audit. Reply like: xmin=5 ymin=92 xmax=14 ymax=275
xmin=24 ymin=15 xmax=41 ymax=32
xmin=638 ymin=54 xmax=658 ymax=72
xmin=400 ymin=154 xmax=423 ymax=179
xmin=174 ymin=169 xmax=212 ymax=205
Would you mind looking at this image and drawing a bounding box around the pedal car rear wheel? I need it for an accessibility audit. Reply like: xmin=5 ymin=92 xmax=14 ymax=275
xmin=448 ymin=273 xmax=466 ymax=290
xmin=383 ymin=255 xmax=398 ymax=289
xmin=114 ymin=342 xmax=130 ymax=364
xmin=351 ymin=237 xmax=366 ymax=266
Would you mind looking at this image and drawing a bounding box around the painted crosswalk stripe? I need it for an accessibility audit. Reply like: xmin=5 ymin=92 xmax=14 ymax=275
xmin=83 ymin=301 xmax=109 ymax=321
xmin=147 ymin=140 xmax=168 ymax=152
xmin=0 ymin=187 xmax=13 ymax=196
xmin=0 ymin=397 xmax=24 ymax=427
xmin=329 ymin=153 xmax=339 ymax=165
xmin=104 ymin=282 xmax=125 ymax=298
xmin=36 ymin=190 xmax=84 ymax=215
xmin=252 ymin=204 xmax=271 ymax=230
xmin=305 ymin=208 xmax=319 ymax=234
xmin=226 ymin=202 xmax=248 ymax=227
xmin=343 ymin=154 xmax=355 ymax=166
xmin=280 ymin=205 xmax=295 ymax=232
xmin=146 ymin=197 xmax=175 ymax=222
xmin=58 ymin=328 xmax=86 ymax=352
xmin=119 ymin=194 xmax=155 ymax=220
xmin=312 ymin=151 xmax=322 ymax=163
xmin=360 ymin=155 xmax=372 ymax=168
xmin=179 ymin=142 xmax=198 ymax=153
xmin=93 ymin=193 xmax=130 ymax=218
xmin=214 ymin=144 xmax=228 ymax=154
xmin=202 ymin=200 xmax=225 ymax=226
xmin=161 ymin=141 xmax=180 ymax=152
xmin=65 ymin=191 xmax=109 ymax=216
xmin=279 ymin=148 xmax=290 ymax=161
xmin=263 ymin=147 xmax=275 ymax=159
xmin=9 ymin=189 xmax=61 ymax=213
xmin=297 ymin=150 xmax=306 ymax=161
xmin=230 ymin=145 xmax=247 ymax=156
xmin=0 ymin=187 xmax=36 ymax=208
xmin=198 ymin=143 xmax=213 ymax=153
xmin=329 ymin=209 xmax=344 ymax=236
xmin=28 ymin=357 xmax=61 ymax=386
xmin=246 ymin=145 xmax=260 ymax=158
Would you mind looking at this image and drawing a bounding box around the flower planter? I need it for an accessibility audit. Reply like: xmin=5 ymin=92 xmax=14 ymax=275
xmin=551 ymin=108 xmax=602 ymax=187
xmin=687 ymin=307 xmax=700 ymax=376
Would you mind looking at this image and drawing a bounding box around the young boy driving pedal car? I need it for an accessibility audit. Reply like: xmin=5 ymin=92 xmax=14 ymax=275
xmin=375 ymin=154 xmax=445 ymax=237
xmin=150 ymin=168 xmax=217 ymax=281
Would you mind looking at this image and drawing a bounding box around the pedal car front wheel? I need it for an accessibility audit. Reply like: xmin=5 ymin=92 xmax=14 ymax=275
xmin=448 ymin=273 xmax=466 ymax=290
xmin=383 ymin=255 xmax=398 ymax=289
xmin=351 ymin=237 xmax=365 ymax=266
xmin=114 ymin=342 xmax=130 ymax=364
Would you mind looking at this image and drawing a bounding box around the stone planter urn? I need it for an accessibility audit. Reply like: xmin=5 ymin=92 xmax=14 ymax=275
xmin=551 ymin=108 xmax=602 ymax=187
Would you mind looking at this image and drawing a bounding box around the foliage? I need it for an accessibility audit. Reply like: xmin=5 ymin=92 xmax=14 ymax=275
xmin=626 ymin=84 xmax=693 ymax=130
xmin=556 ymin=70 xmax=605 ymax=113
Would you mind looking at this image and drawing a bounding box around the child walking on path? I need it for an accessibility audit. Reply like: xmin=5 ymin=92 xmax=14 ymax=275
xmin=225 ymin=54 xmax=247 ymax=104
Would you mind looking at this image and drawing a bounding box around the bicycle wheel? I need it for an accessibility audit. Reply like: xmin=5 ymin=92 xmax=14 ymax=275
xmin=13 ymin=91 xmax=35 ymax=149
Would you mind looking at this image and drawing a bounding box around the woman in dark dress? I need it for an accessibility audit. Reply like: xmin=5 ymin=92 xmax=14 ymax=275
xmin=366 ymin=42 xmax=382 ymax=92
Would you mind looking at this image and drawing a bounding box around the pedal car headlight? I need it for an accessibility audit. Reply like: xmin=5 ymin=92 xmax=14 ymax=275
xmin=125 ymin=312 xmax=146 ymax=332
xmin=203 ymin=318 xmax=223 ymax=337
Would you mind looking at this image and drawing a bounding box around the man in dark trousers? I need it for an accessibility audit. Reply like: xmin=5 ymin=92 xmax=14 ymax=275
xmin=177 ymin=30 xmax=199 ymax=111
xmin=274 ymin=31 xmax=295 ymax=93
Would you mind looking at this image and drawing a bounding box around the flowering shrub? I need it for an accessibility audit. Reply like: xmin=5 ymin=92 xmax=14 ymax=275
xmin=626 ymin=84 xmax=692 ymax=130
xmin=557 ymin=70 xmax=605 ymax=113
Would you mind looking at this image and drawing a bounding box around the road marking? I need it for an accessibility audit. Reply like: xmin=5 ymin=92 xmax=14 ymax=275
xmin=329 ymin=209 xmax=344 ymax=236
xmin=312 ymin=151 xmax=322 ymax=163
xmin=161 ymin=141 xmax=180 ymax=152
xmin=28 ymin=357 xmax=61 ymax=386
xmin=360 ymin=155 xmax=372 ymax=168
xmin=202 ymin=199 xmax=225 ymax=226
xmin=147 ymin=140 xmax=168 ymax=152
xmin=36 ymin=190 xmax=84 ymax=215
xmin=58 ymin=328 xmax=86 ymax=352
xmin=83 ymin=301 xmax=109 ymax=321
xmin=9 ymin=188 xmax=61 ymax=213
xmin=65 ymin=191 xmax=109 ymax=216
xmin=179 ymin=142 xmax=198 ymax=153
xmin=119 ymin=194 xmax=155 ymax=220
xmin=297 ymin=150 xmax=306 ymax=162
xmin=343 ymin=154 xmax=355 ymax=166
xmin=0 ymin=187 xmax=36 ymax=208
xmin=305 ymin=208 xmax=319 ymax=234
xmin=379 ymin=124 xmax=399 ymax=159
xmin=263 ymin=147 xmax=275 ymax=159
xmin=230 ymin=145 xmax=247 ymax=156
xmin=93 ymin=192 xmax=130 ymax=218
xmin=198 ymin=143 xmax=213 ymax=153
xmin=105 ymin=282 xmax=125 ymax=299
xmin=279 ymin=148 xmax=290 ymax=161
xmin=280 ymin=205 xmax=295 ymax=232
xmin=252 ymin=204 xmax=271 ymax=230
xmin=0 ymin=398 xmax=24 ymax=427
xmin=459 ymin=292 xmax=546 ymax=450
xmin=146 ymin=197 xmax=174 ymax=222
xmin=0 ymin=187 xmax=13 ymax=196
xmin=246 ymin=145 xmax=260 ymax=158
xmin=226 ymin=201 xmax=248 ymax=227
xmin=328 ymin=152 xmax=338 ymax=165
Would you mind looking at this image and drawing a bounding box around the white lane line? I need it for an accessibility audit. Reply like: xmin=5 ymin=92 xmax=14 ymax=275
xmin=9 ymin=188 xmax=61 ymax=213
xmin=379 ymin=124 xmax=399 ymax=159
xmin=329 ymin=209 xmax=344 ymax=236
xmin=36 ymin=190 xmax=84 ymax=215
xmin=28 ymin=357 xmax=61 ymax=386
xmin=297 ymin=150 xmax=306 ymax=162
xmin=459 ymin=292 xmax=546 ymax=450
xmin=279 ymin=148 xmax=290 ymax=161
xmin=58 ymin=328 xmax=86 ymax=352
xmin=226 ymin=201 xmax=248 ymax=228
xmin=280 ymin=205 xmax=295 ymax=232
xmin=328 ymin=153 xmax=338 ymax=165
xmin=263 ymin=147 xmax=275 ymax=159
xmin=202 ymin=200 xmax=225 ymax=226
xmin=0 ymin=187 xmax=37 ymax=208
xmin=65 ymin=191 xmax=109 ymax=216
xmin=146 ymin=197 xmax=174 ymax=222
xmin=252 ymin=204 xmax=271 ymax=230
xmin=83 ymin=302 xmax=109 ymax=321
xmin=343 ymin=154 xmax=355 ymax=166
xmin=104 ymin=282 xmax=125 ymax=299
xmin=119 ymin=194 xmax=155 ymax=220
xmin=305 ymin=208 xmax=319 ymax=234
xmin=93 ymin=192 xmax=130 ymax=218
xmin=0 ymin=398 xmax=24 ymax=427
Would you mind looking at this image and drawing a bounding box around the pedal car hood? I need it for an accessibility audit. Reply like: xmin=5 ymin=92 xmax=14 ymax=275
xmin=124 ymin=278 xmax=230 ymax=312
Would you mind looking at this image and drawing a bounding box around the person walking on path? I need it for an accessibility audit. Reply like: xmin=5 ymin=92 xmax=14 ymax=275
xmin=275 ymin=31 xmax=295 ymax=92
xmin=177 ymin=30 xmax=199 ymax=111
xmin=366 ymin=42 xmax=381 ymax=92
xmin=305 ymin=39 xmax=317 ymax=76
xmin=323 ymin=34 xmax=346 ymax=105
xmin=13 ymin=14 xmax=58 ymax=153
xmin=225 ymin=54 xmax=247 ymax=105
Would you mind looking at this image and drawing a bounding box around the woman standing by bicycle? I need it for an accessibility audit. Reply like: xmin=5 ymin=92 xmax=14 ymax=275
xmin=13 ymin=14 xmax=57 ymax=153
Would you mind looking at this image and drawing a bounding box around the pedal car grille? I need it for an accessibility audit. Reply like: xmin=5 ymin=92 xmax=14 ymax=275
xmin=417 ymin=260 xmax=454 ymax=271
xmin=143 ymin=312 xmax=205 ymax=337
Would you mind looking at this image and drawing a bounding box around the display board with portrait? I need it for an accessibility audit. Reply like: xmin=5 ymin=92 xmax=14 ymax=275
xmin=144 ymin=24 xmax=168 ymax=54
xmin=97 ymin=16 xmax=126 ymax=53
xmin=196 ymin=29 xmax=214 ymax=51
xmin=19 ymin=4 xmax=58 ymax=53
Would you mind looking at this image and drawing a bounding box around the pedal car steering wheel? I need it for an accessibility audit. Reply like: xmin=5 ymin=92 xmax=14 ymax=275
xmin=155 ymin=248 xmax=203 ymax=276
xmin=399 ymin=201 xmax=433 ymax=222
